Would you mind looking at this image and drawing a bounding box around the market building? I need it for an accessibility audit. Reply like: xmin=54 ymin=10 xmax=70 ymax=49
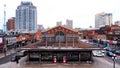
xmin=18 ymin=26 xmax=101 ymax=63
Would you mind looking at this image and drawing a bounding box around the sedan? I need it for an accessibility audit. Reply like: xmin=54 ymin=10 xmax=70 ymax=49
xmin=114 ymin=50 xmax=120 ymax=55
xmin=106 ymin=52 xmax=115 ymax=57
xmin=92 ymin=50 xmax=105 ymax=57
xmin=11 ymin=54 xmax=20 ymax=62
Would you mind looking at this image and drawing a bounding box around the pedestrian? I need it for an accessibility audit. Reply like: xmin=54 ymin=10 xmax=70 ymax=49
xmin=16 ymin=56 xmax=20 ymax=64
xmin=16 ymin=59 xmax=19 ymax=64
xmin=3 ymin=48 xmax=6 ymax=56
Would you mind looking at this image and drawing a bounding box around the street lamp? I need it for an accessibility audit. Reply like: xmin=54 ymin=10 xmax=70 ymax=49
xmin=112 ymin=54 xmax=116 ymax=68
xmin=97 ymin=39 xmax=100 ymax=47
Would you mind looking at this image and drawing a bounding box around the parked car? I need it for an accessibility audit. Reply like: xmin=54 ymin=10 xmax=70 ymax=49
xmin=11 ymin=54 xmax=20 ymax=62
xmin=114 ymin=50 xmax=120 ymax=55
xmin=104 ymin=47 xmax=116 ymax=53
xmin=92 ymin=50 xmax=105 ymax=57
xmin=106 ymin=52 xmax=115 ymax=57
xmin=109 ymin=48 xmax=116 ymax=53
xmin=17 ymin=50 xmax=27 ymax=57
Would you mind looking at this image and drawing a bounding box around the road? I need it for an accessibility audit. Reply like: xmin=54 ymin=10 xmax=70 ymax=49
xmin=0 ymin=53 xmax=15 ymax=64
xmin=0 ymin=57 xmax=120 ymax=68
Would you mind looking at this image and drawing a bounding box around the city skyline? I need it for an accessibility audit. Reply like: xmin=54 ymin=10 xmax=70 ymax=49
xmin=0 ymin=0 xmax=120 ymax=29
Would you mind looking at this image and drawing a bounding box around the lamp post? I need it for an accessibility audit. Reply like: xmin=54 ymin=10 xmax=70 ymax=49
xmin=97 ymin=39 xmax=100 ymax=47
xmin=112 ymin=54 xmax=116 ymax=68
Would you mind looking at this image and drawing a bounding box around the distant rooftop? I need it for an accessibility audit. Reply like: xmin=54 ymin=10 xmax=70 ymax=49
xmin=21 ymin=1 xmax=33 ymax=6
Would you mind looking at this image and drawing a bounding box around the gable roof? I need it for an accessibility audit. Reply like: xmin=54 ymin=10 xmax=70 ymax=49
xmin=18 ymin=41 xmax=101 ymax=50
xmin=43 ymin=25 xmax=78 ymax=33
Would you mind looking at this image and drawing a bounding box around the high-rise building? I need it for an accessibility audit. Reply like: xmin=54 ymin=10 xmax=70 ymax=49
xmin=37 ymin=24 xmax=44 ymax=31
xmin=66 ymin=19 xmax=73 ymax=28
xmin=6 ymin=17 xmax=16 ymax=31
xmin=95 ymin=12 xmax=112 ymax=28
xmin=56 ymin=21 xmax=62 ymax=26
xmin=104 ymin=13 xmax=112 ymax=25
xmin=16 ymin=2 xmax=37 ymax=33
xmin=115 ymin=21 xmax=120 ymax=26
xmin=0 ymin=29 xmax=3 ymax=34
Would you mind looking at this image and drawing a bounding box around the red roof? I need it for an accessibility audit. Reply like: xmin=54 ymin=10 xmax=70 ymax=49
xmin=18 ymin=41 xmax=101 ymax=50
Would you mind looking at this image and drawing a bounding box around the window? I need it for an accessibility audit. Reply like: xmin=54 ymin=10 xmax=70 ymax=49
xmin=30 ymin=52 xmax=39 ymax=58
xmin=41 ymin=52 xmax=53 ymax=61
xmin=74 ymin=37 xmax=76 ymax=42
xmin=67 ymin=37 xmax=71 ymax=42
xmin=80 ymin=52 xmax=91 ymax=61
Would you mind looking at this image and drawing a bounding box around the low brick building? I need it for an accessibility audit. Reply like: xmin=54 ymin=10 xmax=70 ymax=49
xmin=18 ymin=26 xmax=101 ymax=63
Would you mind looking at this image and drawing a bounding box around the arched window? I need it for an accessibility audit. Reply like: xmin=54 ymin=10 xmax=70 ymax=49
xmin=55 ymin=31 xmax=65 ymax=42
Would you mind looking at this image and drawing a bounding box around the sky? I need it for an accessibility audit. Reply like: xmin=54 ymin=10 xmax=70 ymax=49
xmin=0 ymin=0 xmax=120 ymax=29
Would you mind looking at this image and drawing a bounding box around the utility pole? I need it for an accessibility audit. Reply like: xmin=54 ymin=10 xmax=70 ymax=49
xmin=3 ymin=4 xmax=7 ymax=56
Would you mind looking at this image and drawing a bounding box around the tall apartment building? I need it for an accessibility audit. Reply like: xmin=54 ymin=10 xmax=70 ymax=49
xmin=6 ymin=17 xmax=16 ymax=31
xmin=56 ymin=21 xmax=62 ymax=26
xmin=95 ymin=12 xmax=112 ymax=28
xmin=16 ymin=2 xmax=37 ymax=33
xmin=66 ymin=19 xmax=73 ymax=28
xmin=37 ymin=24 xmax=44 ymax=31
xmin=115 ymin=21 xmax=120 ymax=26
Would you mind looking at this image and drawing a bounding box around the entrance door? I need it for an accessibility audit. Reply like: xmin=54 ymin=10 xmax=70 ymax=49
xmin=54 ymin=53 xmax=66 ymax=63
xmin=56 ymin=53 xmax=63 ymax=62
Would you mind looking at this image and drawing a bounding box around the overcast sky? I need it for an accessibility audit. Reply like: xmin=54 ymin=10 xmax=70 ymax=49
xmin=0 ymin=0 xmax=120 ymax=29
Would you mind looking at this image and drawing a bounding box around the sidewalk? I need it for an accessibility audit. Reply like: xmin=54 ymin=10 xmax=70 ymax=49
xmin=0 ymin=43 xmax=31 ymax=59
xmin=0 ymin=49 xmax=16 ymax=59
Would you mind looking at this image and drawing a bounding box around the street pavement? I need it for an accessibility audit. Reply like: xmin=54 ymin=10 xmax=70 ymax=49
xmin=0 ymin=57 xmax=120 ymax=68
xmin=0 ymin=42 xmax=32 ymax=65
xmin=0 ymin=49 xmax=15 ymax=59
xmin=0 ymin=41 xmax=32 ymax=59
xmin=0 ymin=49 xmax=16 ymax=65
xmin=0 ymin=53 xmax=15 ymax=64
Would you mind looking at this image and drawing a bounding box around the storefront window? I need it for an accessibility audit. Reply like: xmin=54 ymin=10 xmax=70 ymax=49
xmin=41 ymin=52 xmax=53 ymax=61
xmin=66 ymin=52 xmax=79 ymax=61
xmin=30 ymin=52 xmax=39 ymax=58
xmin=80 ymin=52 xmax=91 ymax=61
